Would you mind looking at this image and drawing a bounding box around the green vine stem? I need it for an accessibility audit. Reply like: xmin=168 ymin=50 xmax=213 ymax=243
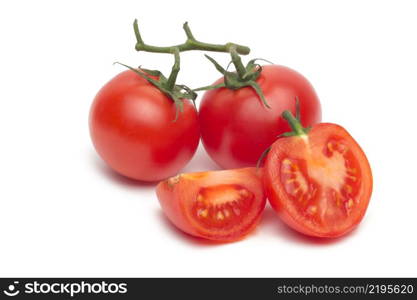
xmin=133 ymin=20 xmax=250 ymax=55
xmin=166 ymin=48 xmax=180 ymax=90
xmin=118 ymin=20 xmax=251 ymax=121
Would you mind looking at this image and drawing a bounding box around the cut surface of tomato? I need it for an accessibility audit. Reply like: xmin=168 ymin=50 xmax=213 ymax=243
xmin=156 ymin=168 xmax=266 ymax=242
xmin=265 ymin=120 xmax=373 ymax=238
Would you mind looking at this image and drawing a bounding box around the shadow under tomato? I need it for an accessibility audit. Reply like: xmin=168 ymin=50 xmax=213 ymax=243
xmin=260 ymin=204 xmax=359 ymax=245
xmin=179 ymin=145 xmax=221 ymax=174
xmin=155 ymin=210 xmax=241 ymax=247
xmin=90 ymin=152 xmax=157 ymax=189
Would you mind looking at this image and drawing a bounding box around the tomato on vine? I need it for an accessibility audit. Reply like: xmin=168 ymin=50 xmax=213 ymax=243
xmin=90 ymin=20 xmax=251 ymax=182
xmin=197 ymin=50 xmax=321 ymax=169
xmin=89 ymin=68 xmax=200 ymax=182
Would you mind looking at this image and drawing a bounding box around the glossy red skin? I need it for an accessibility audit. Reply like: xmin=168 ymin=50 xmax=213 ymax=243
xmin=89 ymin=70 xmax=200 ymax=182
xmin=264 ymin=123 xmax=373 ymax=238
xmin=156 ymin=168 xmax=266 ymax=242
xmin=199 ymin=65 xmax=321 ymax=169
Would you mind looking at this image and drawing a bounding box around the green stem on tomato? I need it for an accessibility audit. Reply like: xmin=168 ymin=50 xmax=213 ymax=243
xmin=282 ymin=111 xmax=307 ymax=136
xmin=281 ymin=97 xmax=311 ymax=137
xmin=166 ymin=48 xmax=181 ymax=91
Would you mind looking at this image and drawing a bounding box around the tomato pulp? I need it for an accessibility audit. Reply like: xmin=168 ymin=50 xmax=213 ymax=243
xmin=156 ymin=168 xmax=266 ymax=242
xmin=90 ymin=70 xmax=200 ymax=182
xmin=264 ymin=117 xmax=373 ymax=238
xmin=199 ymin=65 xmax=321 ymax=169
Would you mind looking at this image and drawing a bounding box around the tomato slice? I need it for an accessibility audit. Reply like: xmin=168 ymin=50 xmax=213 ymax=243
xmin=156 ymin=168 xmax=266 ymax=242
xmin=265 ymin=123 xmax=373 ymax=238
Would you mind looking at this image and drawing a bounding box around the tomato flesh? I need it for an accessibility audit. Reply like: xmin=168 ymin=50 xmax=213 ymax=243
xmin=190 ymin=184 xmax=255 ymax=231
xmin=157 ymin=168 xmax=266 ymax=242
xmin=265 ymin=124 xmax=372 ymax=237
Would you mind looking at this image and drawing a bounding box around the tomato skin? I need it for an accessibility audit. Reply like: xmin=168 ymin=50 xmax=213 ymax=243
xmin=156 ymin=168 xmax=266 ymax=242
xmin=89 ymin=70 xmax=200 ymax=182
xmin=264 ymin=123 xmax=373 ymax=238
xmin=199 ymin=65 xmax=321 ymax=169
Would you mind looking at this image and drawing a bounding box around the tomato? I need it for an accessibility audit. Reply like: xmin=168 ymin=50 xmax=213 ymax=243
xmin=199 ymin=65 xmax=321 ymax=169
xmin=264 ymin=112 xmax=373 ymax=238
xmin=89 ymin=70 xmax=200 ymax=182
xmin=156 ymin=168 xmax=266 ymax=242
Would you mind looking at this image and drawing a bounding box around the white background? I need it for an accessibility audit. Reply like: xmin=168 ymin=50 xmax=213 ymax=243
xmin=0 ymin=0 xmax=416 ymax=277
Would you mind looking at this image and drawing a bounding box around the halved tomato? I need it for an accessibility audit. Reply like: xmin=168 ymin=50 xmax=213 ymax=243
xmin=264 ymin=111 xmax=373 ymax=238
xmin=156 ymin=168 xmax=266 ymax=242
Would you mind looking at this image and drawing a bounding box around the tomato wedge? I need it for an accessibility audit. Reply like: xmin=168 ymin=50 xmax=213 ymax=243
xmin=264 ymin=110 xmax=373 ymax=238
xmin=156 ymin=168 xmax=266 ymax=242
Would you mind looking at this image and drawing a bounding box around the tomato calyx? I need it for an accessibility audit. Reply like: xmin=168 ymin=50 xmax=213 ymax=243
xmin=194 ymin=47 xmax=273 ymax=109
xmin=115 ymin=50 xmax=197 ymax=122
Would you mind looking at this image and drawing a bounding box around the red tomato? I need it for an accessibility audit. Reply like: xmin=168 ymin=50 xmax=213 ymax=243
xmin=89 ymin=70 xmax=200 ymax=182
xmin=156 ymin=168 xmax=266 ymax=242
xmin=199 ymin=65 xmax=321 ymax=169
xmin=264 ymin=122 xmax=373 ymax=238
